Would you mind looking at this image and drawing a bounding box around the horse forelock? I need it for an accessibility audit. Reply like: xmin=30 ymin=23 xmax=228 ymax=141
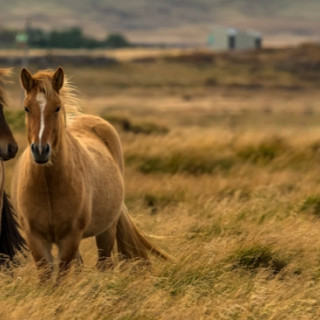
xmin=32 ymin=70 xmax=82 ymax=118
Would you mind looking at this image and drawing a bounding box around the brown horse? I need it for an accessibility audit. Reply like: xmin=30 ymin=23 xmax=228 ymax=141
xmin=0 ymin=69 xmax=25 ymax=265
xmin=11 ymin=67 xmax=167 ymax=281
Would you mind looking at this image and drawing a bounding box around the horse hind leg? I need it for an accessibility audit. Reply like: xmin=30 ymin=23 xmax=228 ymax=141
xmin=95 ymin=223 xmax=117 ymax=271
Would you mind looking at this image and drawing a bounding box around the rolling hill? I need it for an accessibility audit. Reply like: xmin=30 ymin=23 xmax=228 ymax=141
xmin=0 ymin=0 xmax=319 ymax=46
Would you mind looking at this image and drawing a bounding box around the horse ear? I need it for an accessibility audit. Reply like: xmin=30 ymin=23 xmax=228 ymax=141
xmin=20 ymin=68 xmax=34 ymax=92
xmin=52 ymin=67 xmax=64 ymax=93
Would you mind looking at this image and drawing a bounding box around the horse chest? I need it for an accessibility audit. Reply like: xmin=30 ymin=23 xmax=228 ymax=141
xmin=25 ymin=197 xmax=88 ymax=244
xmin=20 ymin=174 xmax=89 ymax=242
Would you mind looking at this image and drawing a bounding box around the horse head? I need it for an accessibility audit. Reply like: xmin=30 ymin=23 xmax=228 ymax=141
xmin=20 ymin=67 xmax=65 ymax=164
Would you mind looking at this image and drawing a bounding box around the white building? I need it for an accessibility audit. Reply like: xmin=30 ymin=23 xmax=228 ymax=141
xmin=207 ymin=26 xmax=262 ymax=51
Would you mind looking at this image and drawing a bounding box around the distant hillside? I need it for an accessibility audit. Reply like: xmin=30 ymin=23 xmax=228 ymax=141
xmin=1 ymin=0 xmax=319 ymax=46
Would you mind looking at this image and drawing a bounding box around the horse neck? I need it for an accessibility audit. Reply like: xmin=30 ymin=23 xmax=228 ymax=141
xmin=52 ymin=124 xmax=72 ymax=165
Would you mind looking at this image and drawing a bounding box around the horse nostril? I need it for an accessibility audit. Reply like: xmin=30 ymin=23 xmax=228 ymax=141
xmin=43 ymin=144 xmax=50 ymax=155
xmin=7 ymin=143 xmax=18 ymax=157
xmin=31 ymin=143 xmax=36 ymax=153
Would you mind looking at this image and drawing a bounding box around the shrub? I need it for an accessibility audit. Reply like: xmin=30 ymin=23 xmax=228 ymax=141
xmin=104 ymin=33 xmax=131 ymax=48
xmin=102 ymin=114 xmax=169 ymax=135
xmin=237 ymin=137 xmax=289 ymax=164
xmin=229 ymin=244 xmax=287 ymax=274
xmin=300 ymin=195 xmax=320 ymax=216
xmin=144 ymin=190 xmax=185 ymax=208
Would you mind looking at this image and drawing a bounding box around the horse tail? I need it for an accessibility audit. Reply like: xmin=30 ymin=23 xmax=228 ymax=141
xmin=0 ymin=192 xmax=26 ymax=265
xmin=116 ymin=204 xmax=170 ymax=261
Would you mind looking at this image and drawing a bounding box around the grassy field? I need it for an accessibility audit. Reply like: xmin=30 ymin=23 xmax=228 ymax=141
xmin=2 ymin=46 xmax=320 ymax=319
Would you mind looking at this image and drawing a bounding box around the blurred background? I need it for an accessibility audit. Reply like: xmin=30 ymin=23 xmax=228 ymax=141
xmin=0 ymin=0 xmax=319 ymax=48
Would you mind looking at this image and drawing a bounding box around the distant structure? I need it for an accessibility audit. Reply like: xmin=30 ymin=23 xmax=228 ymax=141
xmin=207 ymin=26 xmax=262 ymax=51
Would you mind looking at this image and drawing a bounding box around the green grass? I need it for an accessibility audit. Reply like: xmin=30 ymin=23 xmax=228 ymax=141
xmin=4 ymin=110 xmax=25 ymax=132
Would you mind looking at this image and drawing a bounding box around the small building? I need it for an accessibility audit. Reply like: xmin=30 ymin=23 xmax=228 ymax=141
xmin=207 ymin=26 xmax=262 ymax=51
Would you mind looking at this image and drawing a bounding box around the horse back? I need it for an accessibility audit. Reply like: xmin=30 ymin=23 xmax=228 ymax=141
xmin=68 ymin=115 xmax=124 ymax=175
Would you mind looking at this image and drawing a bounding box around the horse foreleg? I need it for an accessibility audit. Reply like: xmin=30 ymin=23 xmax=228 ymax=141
xmin=95 ymin=223 xmax=117 ymax=271
xmin=57 ymin=232 xmax=82 ymax=281
xmin=26 ymin=232 xmax=53 ymax=283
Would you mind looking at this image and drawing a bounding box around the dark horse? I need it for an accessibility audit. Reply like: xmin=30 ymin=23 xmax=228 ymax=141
xmin=0 ymin=69 xmax=25 ymax=266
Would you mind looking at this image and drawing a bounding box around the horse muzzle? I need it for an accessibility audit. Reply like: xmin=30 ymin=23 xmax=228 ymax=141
xmin=0 ymin=142 xmax=18 ymax=161
xmin=31 ymin=143 xmax=51 ymax=164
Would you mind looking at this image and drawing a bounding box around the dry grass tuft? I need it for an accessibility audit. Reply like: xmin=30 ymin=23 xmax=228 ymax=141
xmin=228 ymin=244 xmax=288 ymax=274
xmin=102 ymin=113 xmax=169 ymax=135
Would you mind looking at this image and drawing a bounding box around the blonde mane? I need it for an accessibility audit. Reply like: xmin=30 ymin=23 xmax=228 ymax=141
xmin=32 ymin=69 xmax=82 ymax=119
xmin=0 ymin=68 xmax=11 ymax=107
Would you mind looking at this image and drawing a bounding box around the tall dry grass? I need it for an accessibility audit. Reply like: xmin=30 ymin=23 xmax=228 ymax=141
xmin=2 ymin=51 xmax=320 ymax=319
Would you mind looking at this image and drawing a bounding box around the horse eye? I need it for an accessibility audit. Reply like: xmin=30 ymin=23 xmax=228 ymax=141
xmin=24 ymin=107 xmax=29 ymax=113
xmin=55 ymin=106 xmax=61 ymax=112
